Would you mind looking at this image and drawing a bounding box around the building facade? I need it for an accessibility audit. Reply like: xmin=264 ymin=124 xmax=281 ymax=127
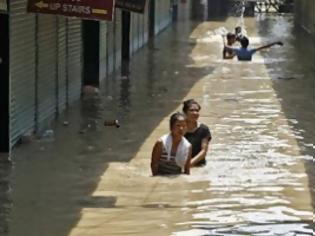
xmin=0 ymin=0 xmax=174 ymax=153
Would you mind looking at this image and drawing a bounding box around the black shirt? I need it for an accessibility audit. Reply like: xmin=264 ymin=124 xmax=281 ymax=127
xmin=184 ymin=123 xmax=211 ymax=165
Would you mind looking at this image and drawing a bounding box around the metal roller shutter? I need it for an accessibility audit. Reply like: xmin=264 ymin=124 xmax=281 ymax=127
xmin=130 ymin=13 xmax=133 ymax=54
xmin=154 ymin=0 xmax=160 ymax=34
xmin=136 ymin=14 xmax=140 ymax=50
xmin=144 ymin=3 xmax=149 ymax=43
xmin=165 ymin=0 xmax=171 ymax=28
xmin=67 ymin=19 xmax=82 ymax=104
xmin=107 ymin=21 xmax=114 ymax=75
xmin=131 ymin=13 xmax=138 ymax=53
xmin=139 ymin=12 xmax=144 ymax=48
xmin=57 ymin=17 xmax=67 ymax=113
xmin=162 ymin=0 xmax=169 ymax=29
xmin=160 ymin=0 xmax=167 ymax=31
xmin=9 ymin=0 xmax=36 ymax=146
xmin=37 ymin=14 xmax=57 ymax=129
xmin=115 ymin=9 xmax=122 ymax=70
xmin=99 ymin=22 xmax=107 ymax=80
xmin=155 ymin=0 xmax=171 ymax=34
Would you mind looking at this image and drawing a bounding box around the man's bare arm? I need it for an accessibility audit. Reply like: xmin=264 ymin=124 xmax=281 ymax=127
xmin=151 ymin=141 xmax=162 ymax=176
xmin=255 ymin=41 xmax=283 ymax=51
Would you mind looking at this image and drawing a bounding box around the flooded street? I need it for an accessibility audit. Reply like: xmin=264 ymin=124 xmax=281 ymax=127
xmin=1 ymin=14 xmax=314 ymax=236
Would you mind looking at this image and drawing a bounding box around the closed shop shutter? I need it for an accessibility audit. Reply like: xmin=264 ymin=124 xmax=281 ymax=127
xmin=57 ymin=17 xmax=67 ymax=113
xmin=136 ymin=14 xmax=140 ymax=50
xmin=167 ymin=1 xmax=172 ymax=26
xmin=165 ymin=1 xmax=168 ymax=28
xmin=107 ymin=21 xmax=115 ymax=75
xmin=37 ymin=14 xmax=57 ymax=129
xmin=160 ymin=1 xmax=164 ymax=33
xmin=9 ymin=0 xmax=36 ymax=146
xmin=99 ymin=22 xmax=107 ymax=80
xmin=131 ymin=13 xmax=138 ymax=53
xmin=115 ymin=9 xmax=122 ymax=70
xmin=130 ymin=13 xmax=133 ymax=54
xmin=155 ymin=0 xmax=160 ymax=34
xmin=139 ymin=12 xmax=144 ymax=48
xmin=155 ymin=0 xmax=171 ymax=34
xmin=144 ymin=3 xmax=149 ymax=43
xmin=67 ymin=19 xmax=82 ymax=104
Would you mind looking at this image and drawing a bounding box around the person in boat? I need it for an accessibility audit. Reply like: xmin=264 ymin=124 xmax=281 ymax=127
xmin=151 ymin=112 xmax=192 ymax=176
xmin=182 ymin=99 xmax=212 ymax=167
xmin=224 ymin=36 xmax=284 ymax=61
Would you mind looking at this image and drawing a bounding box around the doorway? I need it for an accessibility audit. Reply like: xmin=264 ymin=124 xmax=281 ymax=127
xmin=121 ymin=10 xmax=131 ymax=76
xmin=149 ymin=0 xmax=155 ymax=38
xmin=0 ymin=13 xmax=9 ymax=153
xmin=82 ymin=20 xmax=100 ymax=86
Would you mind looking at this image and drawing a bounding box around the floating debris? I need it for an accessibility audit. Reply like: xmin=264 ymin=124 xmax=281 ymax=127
xmin=104 ymin=119 xmax=120 ymax=128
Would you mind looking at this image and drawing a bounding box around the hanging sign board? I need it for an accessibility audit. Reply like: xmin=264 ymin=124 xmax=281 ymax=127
xmin=115 ymin=0 xmax=147 ymax=13
xmin=27 ymin=0 xmax=115 ymax=21
xmin=0 ymin=0 xmax=8 ymax=13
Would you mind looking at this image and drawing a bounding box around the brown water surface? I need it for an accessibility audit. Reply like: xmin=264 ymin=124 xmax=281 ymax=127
xmin=1 ymin=14 xmax=314 ymax=236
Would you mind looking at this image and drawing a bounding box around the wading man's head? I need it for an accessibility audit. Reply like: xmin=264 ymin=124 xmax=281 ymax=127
xmin=240 ymin=37 xmax=249 ymax=48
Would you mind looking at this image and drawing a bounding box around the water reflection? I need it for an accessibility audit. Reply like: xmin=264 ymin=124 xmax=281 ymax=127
xmin=0 ymin=163 xmax=11 ymax=235
xmin=119 ymin=76 xmax=131 ymax=113
xmin=171 ymin=14 xmax=314 ymax=235
xmin=256 ymin=14 xmax=315 ymax=221
xmin=80 ymin=89 xmax=103 ymax=133
xmin=6 ymin=13 xmax=315 ymax=236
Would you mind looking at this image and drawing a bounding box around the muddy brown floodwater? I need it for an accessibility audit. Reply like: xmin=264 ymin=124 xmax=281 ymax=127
xmin=1 ymin=14 xmax=314 ymax=236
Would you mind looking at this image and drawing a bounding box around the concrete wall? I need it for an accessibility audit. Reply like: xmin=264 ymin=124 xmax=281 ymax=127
xmin=295 ymin=0 xmax=315 ymax=36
